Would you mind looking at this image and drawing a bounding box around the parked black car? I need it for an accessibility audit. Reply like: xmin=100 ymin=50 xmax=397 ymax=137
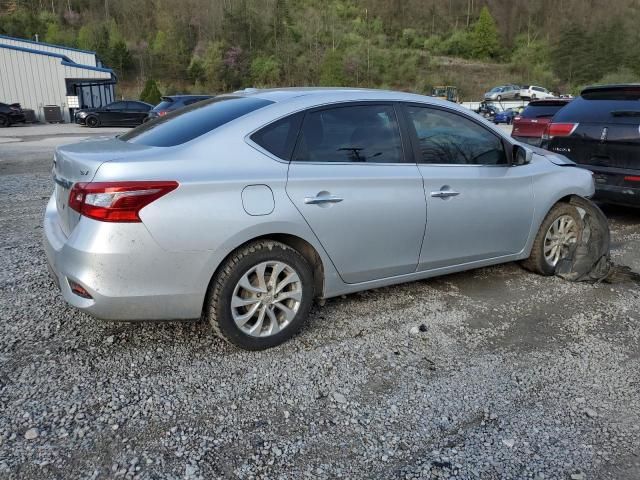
xmin=145 ymin=95 xmax=213 ymax=122
xmin=75 ymin=101 xmax=153 ymax=127
xmin=0 ymin=102 xmax=26 ymax=127
xmin=542 ymin=84 xmax=640 ymax=207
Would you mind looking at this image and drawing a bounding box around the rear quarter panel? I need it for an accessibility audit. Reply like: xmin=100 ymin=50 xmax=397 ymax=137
xmin=91 ymin=126 xmax=341 ymax=298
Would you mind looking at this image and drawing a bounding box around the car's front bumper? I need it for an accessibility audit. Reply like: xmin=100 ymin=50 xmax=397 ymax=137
xmin=43 ymin=195 xmax=209 ymax=320
xmin=74 ymin=116 xmax=87 ymax=125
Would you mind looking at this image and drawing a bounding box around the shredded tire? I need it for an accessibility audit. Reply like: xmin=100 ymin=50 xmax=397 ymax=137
xmin=522 ymin=203 xmax=584 ymax=276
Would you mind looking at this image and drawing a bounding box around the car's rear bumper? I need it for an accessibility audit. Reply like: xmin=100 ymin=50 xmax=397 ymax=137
xmin=43 ymin=195 xmax=209 ymax=320
xmin=574 ymin=165 xmax=640 ymax=206
xmin=8 ymin=113 xmax=26 ymax=123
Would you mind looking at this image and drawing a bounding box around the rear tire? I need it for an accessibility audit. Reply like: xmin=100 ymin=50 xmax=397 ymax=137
xmin=86 ymin=116 xmax=99 ymax=128
xmin=205 ymin=240 xmax=315 ymax=350
xmin=522 ymin=203 xmax=583 ymax=275
xmin=0 ymin=114 xmax=9 ymax=128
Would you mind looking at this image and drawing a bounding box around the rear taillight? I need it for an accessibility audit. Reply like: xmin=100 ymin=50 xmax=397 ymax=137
xmin=624 ymin=176 xmax=640 ymax=182
xmin=68 ymin=181 xmax=178 ymax=222
xmin=542 ymin=122 xmax=578 ymax=140
xmin=158 ymin=110 xmax=168 ymax=116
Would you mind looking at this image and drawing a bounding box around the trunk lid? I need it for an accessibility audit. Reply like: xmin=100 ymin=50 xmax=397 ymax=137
xmin=52 ymin=137 xmax=155 ymax=236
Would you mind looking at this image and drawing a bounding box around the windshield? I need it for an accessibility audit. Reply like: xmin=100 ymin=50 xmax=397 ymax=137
xmin=120 ymin=96 xmax=273 ymax=147
xmin=489 ymin=87 xmax=501 ymax=93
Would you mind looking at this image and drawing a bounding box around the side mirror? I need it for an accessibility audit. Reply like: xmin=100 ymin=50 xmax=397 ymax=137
xmin=513 ymin=144 xmax=532 ymax=166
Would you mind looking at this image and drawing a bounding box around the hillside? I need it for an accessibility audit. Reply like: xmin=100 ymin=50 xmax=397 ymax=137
xmin=2 ymin=0 xmax=640 ymax=100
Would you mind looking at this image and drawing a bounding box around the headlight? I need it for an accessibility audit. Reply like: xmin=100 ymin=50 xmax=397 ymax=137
xmin=76 ymin=111 xmax=88 ymax=118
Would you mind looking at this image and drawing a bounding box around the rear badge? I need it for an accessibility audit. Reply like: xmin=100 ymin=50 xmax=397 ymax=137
xmin=600 ymin=127 xmax=608 ymax=142
xmin=553 ymin=147 xmax=571 ymax=153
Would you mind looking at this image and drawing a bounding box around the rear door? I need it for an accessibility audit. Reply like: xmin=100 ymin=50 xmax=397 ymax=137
xmin=401 ymin=104 xmax=535 ymax=270
xmin=127 ymin=101 xmax=151 ymax=124
xmin=285 ymin=103 xmax=427 ymax=284
xmin=101 ymin=101 xmax=128 ymax=126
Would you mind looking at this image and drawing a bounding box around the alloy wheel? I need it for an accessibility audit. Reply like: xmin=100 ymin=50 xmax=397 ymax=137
xmin=231 ymin=261 xmax=302 ymax=337
xmin=543 ymin=214 xmax=580 ymax=267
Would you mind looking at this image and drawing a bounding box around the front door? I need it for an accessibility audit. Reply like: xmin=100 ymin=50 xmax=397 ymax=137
xmin=401 ymin=104 xmax=535 ymax=270
xmin=286 ymin=103 xmax=426 ymax=284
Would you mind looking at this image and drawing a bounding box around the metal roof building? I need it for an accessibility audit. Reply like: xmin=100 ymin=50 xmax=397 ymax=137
xmin=0 ymin=34 xmax=116 ymax=122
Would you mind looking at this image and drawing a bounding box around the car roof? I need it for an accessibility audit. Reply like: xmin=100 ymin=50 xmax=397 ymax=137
xmin=581 ymin=83 xmax=640 ymax=95
xmin=225 ymin=87 xmax=455 ymax=108
xmin=163 ymin=94 xmax=213 ymax=100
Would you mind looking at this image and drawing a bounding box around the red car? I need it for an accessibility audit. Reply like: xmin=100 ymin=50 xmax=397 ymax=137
xmin=512 ymin=99 xmax=571 ymax=146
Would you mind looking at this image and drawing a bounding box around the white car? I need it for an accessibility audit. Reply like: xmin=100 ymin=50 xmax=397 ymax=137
xmin=520 ymin=85 xmax=555 ymax=100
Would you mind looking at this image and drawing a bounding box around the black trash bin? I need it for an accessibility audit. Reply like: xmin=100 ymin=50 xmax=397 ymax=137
xmin=43 ymin=105 xmax=64 ymax=123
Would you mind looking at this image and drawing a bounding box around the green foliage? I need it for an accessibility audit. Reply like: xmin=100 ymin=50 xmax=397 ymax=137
xmin=319 ymin=49 xmax=346 ymax=86
xmin=109 ymin=40 xmax=133 ymax=77
xmin=594 ymin=67 xmax=640 ymax=86
xmin=441 ymin=30 xmax=472 ymax=57
xmin=43 ymin=22 xmax=76 ymax=47
xmin=139 ymin=79 xmax=162 ymax=105
xmin=469 ymin=6 xmax=500 ymax=59
xmin=250 ymin=56 xmax=281 ymax=86
xmin=4 ymin=0 xmax=640 ymax=98
xmin=187 ymin=57 xmax=206 ymax=84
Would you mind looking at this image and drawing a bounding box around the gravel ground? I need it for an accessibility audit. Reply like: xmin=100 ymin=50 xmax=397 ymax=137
xmin=1 ymin=127 xmax=639 ymax=480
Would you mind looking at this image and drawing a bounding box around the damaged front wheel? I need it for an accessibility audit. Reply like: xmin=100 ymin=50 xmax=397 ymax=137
xmin=522 ymin=203 xmax=584 ymax=276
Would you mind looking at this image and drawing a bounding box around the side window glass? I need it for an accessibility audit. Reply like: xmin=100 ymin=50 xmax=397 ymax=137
xmin=293 ymin=105 xmax=404 ymax=163
xmin=251 ymin=113 xmax=302 ymax=160
xmin=406 ymin=106 xmax=506 ymax=165
xmin=109 ymin=102 xmax=126 ymax=110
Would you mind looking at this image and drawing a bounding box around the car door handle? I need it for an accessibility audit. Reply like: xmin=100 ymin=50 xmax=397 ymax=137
xmin=304 ymin=194 xmax=344 ymax=205
xmin=430 ymin=190 xmax=460 ymax=198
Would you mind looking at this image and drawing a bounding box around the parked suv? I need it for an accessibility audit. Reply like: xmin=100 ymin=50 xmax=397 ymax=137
xmin=146 ymin=95 xmax=213 ymax=122
xmin=484 ymin=85 xmax=520 ymax=101
xmin=542 ymin=84 xmax=640 ymax=206
xmin=512 ymin=99 xmax=571 ymax=146
xmin=520 ymin=85 xmax=555 ymax=100
xmin=0 ymin=102 xmax=26 ymax=127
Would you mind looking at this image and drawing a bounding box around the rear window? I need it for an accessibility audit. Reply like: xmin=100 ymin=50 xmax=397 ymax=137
xmin=552 ymin=96 xmax=640 ymax=125
xmin=521 ymin=103 xmax=567 ymax=119
xmin=152 ymin=99 xmax=174 ymax=111
xmin=250 ymin=113 xmax=302 ymax=160
xmin=121 ymin=96 xmax=273 ymax=147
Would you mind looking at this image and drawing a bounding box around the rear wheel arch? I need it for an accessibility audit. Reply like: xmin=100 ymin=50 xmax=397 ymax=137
xmin=203 ymin=233 xmax=326 ymax=313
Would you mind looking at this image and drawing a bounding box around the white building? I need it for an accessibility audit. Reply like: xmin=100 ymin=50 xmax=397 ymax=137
xmin=0 ymin=34 xmax=116 ymax=122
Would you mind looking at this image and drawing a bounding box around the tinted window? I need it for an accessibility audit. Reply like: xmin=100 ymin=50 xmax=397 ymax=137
xmin=406 ymin=106 xmax=506 ymax=165
xmin=251 ymin=113 xmax=302 ymax=160
xmin=522 ymin=103 xmax=567 ymax=118
xmin=553 ymin=96 xmax=640 ymax=125
xmin=127 ymin=102 xmax=149 ymax=111
xmin=183 ymin=97 xmax=209 ymax=106
xmin=293 ymin=105 xmax=404 ymax=163
xmin=153 ymin=99 xmax=175 ymax=111
xmin=121 ymin=96 xmax=273 ymax=147
xmin=107 ymin=101 xmax=126 ymax=110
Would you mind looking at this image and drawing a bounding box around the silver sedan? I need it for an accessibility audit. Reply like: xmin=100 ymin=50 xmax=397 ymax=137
xmin=44 ymin=88 xmax=594 ymax=350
